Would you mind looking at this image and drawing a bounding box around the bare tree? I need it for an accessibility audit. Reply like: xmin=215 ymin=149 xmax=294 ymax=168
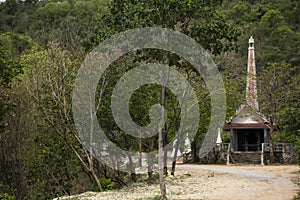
xmin=22 ymin=42 xmax=108 ymax=191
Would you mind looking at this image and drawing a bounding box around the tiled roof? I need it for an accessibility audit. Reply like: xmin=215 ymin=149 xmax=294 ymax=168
xmin=223 ymin=123 xmax=270 ymax=129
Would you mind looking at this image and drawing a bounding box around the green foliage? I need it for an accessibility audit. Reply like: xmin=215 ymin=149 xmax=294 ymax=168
xmin=0 ymin=194 xmax=14 ymax=200
xmin=98 ymin=178 xmax=115 ymax=191
xmin=19 ymin=42 xmax=93 ymax=199
xmin=149 ymin=196 xmax=162 ymax=200
xmin=230 ymin=2 xmax=251 ymax=19
xmin=86 ymin=0 xmax=240 ymax=55
xmin=35 ymin=1 xmax=71 ymax=20
xmin=259 ymin=9 xmax=284 ymax=32
xmin=258 ymin=62 xmax=300 ymax=145
xmin=0 ymin=32 xmax=39 ymax=199
xmin=0 ymin=32 xmax=36 ymax=86
xmin=216 ymin=157 xmax=226 ymax=165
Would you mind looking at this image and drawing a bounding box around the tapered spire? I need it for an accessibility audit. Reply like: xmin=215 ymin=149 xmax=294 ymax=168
xmin=246 ymin=36 xmax=259 ymax=110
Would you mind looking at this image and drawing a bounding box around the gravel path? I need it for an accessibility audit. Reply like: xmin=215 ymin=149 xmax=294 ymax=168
xmin=175 ymin=164 xmax=276 ymax=179
xmin=174 ymin=164 xmax=299 ymax=200
xmin=54 ymin=164 xmax=299 ymax=200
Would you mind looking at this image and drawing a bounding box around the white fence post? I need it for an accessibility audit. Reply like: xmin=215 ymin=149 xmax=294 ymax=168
xmin=261 ymin=143 xmax=264 ymax=166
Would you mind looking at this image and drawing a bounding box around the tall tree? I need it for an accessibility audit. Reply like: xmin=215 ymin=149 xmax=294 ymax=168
xmin=258 ymin=62 xmax=300 ymax=162
xmin=0 ymin=32 xmax=35 ymax=199
xmin=20 ymin=42 xmax=105 ymax=192
xmin=93 ymin=1 xmax=240 ymax=197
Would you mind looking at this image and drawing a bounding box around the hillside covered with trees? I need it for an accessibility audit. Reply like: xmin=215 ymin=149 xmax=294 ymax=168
xmin=0 ymin=0 xmax=299 ymax=199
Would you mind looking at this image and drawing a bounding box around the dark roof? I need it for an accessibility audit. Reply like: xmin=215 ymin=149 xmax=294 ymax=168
xmin=223 ymin=123 xmax=270 ymax=130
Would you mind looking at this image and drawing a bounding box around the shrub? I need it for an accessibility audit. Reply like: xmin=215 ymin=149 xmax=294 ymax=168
xmin=216 ymin=157 xmax=226 ymax=165
xmin=0 ymin=193 xmax=15 ymax=200
xmin=99 ymin=178 xmax=115 ymax=191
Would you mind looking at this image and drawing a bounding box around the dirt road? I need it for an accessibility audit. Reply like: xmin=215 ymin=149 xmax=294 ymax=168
xmin=55 ymin=164 xmax=299 ymax=200
xmin=173 ymin=164 xmax=299 ymax=200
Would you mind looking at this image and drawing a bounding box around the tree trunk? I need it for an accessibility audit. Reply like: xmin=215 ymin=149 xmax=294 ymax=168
xmin=171 ymin=132 xmax=183 ymax=176
xmin=147 ymin=139 xmax=154 ymax=183
xmin=171 ymin=150 xmax=178 ymax=176
xmin=170 ymin=139 xmax=181 ymax=176
xmin=126 ymin=151 xmax=137 ymax=182
xmin=163 ymin=128 xmax=168 ymax=176
xmin=159 ymin=129 xmax=166 ymax=200
xmin=90 ymin=166 xmax=103 ymax=192
xmin=158 ymin=69 xmax=167 ymax=200
xmin=269 ymin=129 xmax=275 ymax=164
xmin=147 ymin=152 xmax=153 ymax=182
xmin=123 ymin=134 xmax=137 ymax=182
xmin=171 ymin=80 xmax=191 ymax=175
xmin=139 ymin=130 xmax=142 ymax=168
xmin=64 ymin=136 xmax=103 ymax=192
xmin=191 ymin=140 xmax=198 ymax=162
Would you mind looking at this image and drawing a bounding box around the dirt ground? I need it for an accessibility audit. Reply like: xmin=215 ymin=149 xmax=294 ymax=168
xmin=55 ymin=164 xmax=299 ymax=200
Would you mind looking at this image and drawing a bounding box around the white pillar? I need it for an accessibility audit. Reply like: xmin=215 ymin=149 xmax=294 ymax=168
xmin=230 ymin=129 xmax=234 ymax=151
xmin=261 ymin=143 xmax=265 ymax=166
xmin=216 ymin=127 xmax=222 ymax=148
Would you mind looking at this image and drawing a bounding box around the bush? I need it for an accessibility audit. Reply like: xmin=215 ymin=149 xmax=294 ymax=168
xmin=0 ymin=193 xmax=15 ymax=200
xmin=216 ymin=157 xmax=226 ymax=165
xmin=99 ymin=178 xmax=115 ymax=191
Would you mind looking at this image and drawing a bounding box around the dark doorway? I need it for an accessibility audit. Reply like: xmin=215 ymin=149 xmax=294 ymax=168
xmin=246 ymin=133 xmax=257 ymax=151
xmin=238 ymin=133 xmax=246 ymax=151
xmin=237 ymin=129 xmax=263 ymax=151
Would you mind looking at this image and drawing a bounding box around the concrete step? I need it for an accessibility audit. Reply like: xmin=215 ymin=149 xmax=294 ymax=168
xmin=231 ymin=152 xmax=261 ymax=164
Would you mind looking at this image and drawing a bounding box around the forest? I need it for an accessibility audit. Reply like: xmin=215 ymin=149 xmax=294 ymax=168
xmin=0 ymin=0 xmax=299 ymax=199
